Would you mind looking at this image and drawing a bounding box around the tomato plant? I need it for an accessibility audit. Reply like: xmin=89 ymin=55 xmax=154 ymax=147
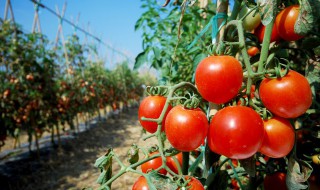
xmin=275 ymin=5 xmax=303 ymax=41
xmin=165 ymin=105 xmax=208 ymax=152
xmin=141 ymin=152 xmax=167 ymax=175
xmin=92 ymin=0 xmax=320 ymax=189
xmin=259 ymin=116 xmax=295 ymax=158
xmin=259 ymin=70 xmax=312 ymax=118
xmin=138 ymin=95 xmax=172 ymax=133
xmin=132 ymin=176 xmax=149 ymax=190
xmin=208 ymin=106 xmax=264 ymax=159
xmin=195 ymin=56 xmax=243 ymax=104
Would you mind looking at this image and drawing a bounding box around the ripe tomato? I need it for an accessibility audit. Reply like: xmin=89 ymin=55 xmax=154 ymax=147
xmin=195 ymin=56 xmax=243 ymax=104
xmin=165 ymin=105 xmax=209 ymax=152
xmin=179 ymin=176 xmax=204 ymax=190
xmin=259 ymin=116 xmax=295 ymax=158
xmin=138 ymin=95 xmax=172 ymax=133
xmin=132 ymin=176 xmax=149 ymax=190
xmin=259 ymin=70 xmax=312 ymax=118
xmin=166 ymin=152 xmax=183 ymax=174
xmin=312 ymin=154 xmax=320 ymax=165
xmin=254 ymin=23 xmax=281 ymax=43
xmin=247 ymin=46 xmax=260 ymax=57
xmin=239 ymin=6 xmax=261 ymax=31
xmin=141 ymin=152 xmax=167 ymax=175
xmin=275 ymin=5 xmax=303 ymax=41
xmin=264 ymin=172 xmax=288 ymax=190
xmin=208 ymin=106 xmax=264 ymax=159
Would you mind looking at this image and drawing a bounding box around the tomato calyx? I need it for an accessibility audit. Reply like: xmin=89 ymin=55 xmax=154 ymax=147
xmin=180 ymin=93 xmax=201 ymax=110
xmin=263 ymin=58 xmax=290 ymax=79
xmin=146 ymin=85 xmax=168 ymax=96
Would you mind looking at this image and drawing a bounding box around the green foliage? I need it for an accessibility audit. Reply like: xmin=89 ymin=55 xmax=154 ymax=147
xmin=134 ymin=0 xmax=217 ymax=83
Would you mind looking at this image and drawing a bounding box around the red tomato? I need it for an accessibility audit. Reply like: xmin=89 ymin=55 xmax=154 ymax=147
xmin=259 ymin=70 xmax=312 ymax=118
xmin=138 ymin=95 xmax=172 ymax=133
xmin=264 ymin=172 xmax=288 ymax=190
xmin=247 ymin=46 xmax=260 ymax=57
xmin=254 ymin=23 xmax=281 ymax=43
xmin=195 ymin=56 xmax=243 ymax=104
xmin=275 ymin=5 xmax=303 ymax=41
xmin=141 ymin=152 xmax=167 ymax=175
xmin=132 ymin=176 xmax=149 ymax=190
xmin=166 ymin=152 xmax=183 ymax=174
xmin=165 ymin=105 xmax=209 ymax=152
xmin=259 ymin=116 xmax=295 ymax=158
xmin=231 ymin=178 xmax=240 ymax=190
xmin=208 ymin=106 xmax=264 ymax=159
xmin=179 ymin=176 xmax=204 ymax=190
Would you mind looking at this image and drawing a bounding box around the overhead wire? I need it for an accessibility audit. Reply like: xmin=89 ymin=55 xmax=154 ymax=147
xmin=29 ymin=0 xmax=134 ymax=63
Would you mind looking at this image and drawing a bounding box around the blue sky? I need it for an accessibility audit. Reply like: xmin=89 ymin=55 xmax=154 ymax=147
xmin=0 ymin=0 xmax=154 ymax=69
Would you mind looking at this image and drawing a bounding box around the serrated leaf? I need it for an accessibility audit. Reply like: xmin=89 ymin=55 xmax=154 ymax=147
xmin=257 ymin=0 xmax=277 ymax=25
xmin=305 ymin=58 xmax=320 ymax=100
xmin=147 ymin=171 xmax=178 ymax=190
xmin=286 ymin=156 xmax=313 ymax=190
xmin=134 ymin=51 xmax=148 ymax=70
xmin=294 ymin=0 xmax=314 ymax=35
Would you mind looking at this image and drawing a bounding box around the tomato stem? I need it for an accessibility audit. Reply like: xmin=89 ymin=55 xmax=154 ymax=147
xmin=257 ymin=19 xmax=275 ymax=72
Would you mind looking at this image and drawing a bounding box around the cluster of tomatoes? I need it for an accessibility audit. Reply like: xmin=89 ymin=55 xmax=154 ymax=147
xmin=132 ymin=3 xmax=315 ymax=189
xmin=243 ymin=5 xmax=303 ymax=57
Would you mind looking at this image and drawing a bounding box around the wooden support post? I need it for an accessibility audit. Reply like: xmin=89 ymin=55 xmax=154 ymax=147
xmin=3 ymin=0 xmax=15 ymax=22
xmin=32 ymin=0 xmax=42 ymax=33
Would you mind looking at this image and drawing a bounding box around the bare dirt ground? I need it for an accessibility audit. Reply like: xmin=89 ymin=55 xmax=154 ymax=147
xmin=0 ymin=107 xmax=156 ymax=190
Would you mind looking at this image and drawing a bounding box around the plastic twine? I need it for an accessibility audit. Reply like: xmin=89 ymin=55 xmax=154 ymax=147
xmin=186 ymin=12 xmax=228 ymax=50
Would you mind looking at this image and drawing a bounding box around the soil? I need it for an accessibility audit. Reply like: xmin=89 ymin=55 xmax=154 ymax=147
xmin=0 ymin=106 xmax=156 ymax=190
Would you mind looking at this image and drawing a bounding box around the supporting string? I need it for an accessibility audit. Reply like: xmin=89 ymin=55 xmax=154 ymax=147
xmin=186 ymin=12 xmax=228 ymax=50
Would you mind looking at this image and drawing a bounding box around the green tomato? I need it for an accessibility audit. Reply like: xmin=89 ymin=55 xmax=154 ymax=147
xmin=239 ymin=6 xmax=261 ymax=31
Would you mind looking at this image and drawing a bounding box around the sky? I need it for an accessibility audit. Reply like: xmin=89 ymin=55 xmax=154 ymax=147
xmin=0 ymin=0 xmax=155 ymax=70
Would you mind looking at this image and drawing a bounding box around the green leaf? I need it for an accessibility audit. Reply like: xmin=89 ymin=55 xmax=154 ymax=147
xmin=314 ymin=45 xmax=320 ymax=56
xmin=134 ymin=51 xmax=148 ymax=70
xmin=127 ymin=144 xmax=139 ymax=165
xmin=257 ymin=0 xmax=277 ymax=25
xmin=153 ymin=47 xmax=161 ymax=61
xmin=305 ymin=58 xmax=320 ymax=100
xmin=193 ymin=53 xmax=206 ymax=71
xmin=135 ymin=17 xmax=144 ymax=31
xmin=147 ymin=171 xmax=178 ymax=190
xmin=94 ymin=148 xmax=113 ymax=170
xmin=286 ymin=156 xmax=313 ymax=190
xmin=294 ymin=0 xmax=314 ymax=35
xmin=187 ymin=46 xmax=201 ymax=55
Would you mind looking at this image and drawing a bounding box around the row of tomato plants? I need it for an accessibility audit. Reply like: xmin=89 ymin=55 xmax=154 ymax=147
xmin=0 ymin=20 xmax=152 ymax=153
xmin=93 ymin=0 xmax=320 ymax=189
